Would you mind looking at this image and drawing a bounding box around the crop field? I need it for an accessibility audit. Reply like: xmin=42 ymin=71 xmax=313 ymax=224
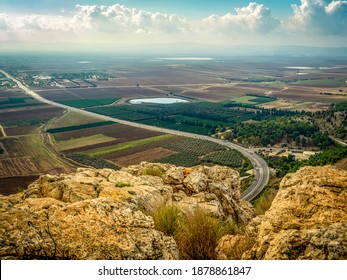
xmin=0 ymin=96 xmax=39 ymax=108
xmin=48 ymin=111 xmax=104 ymax=129
xmin=56 ymin=134 xmax=116 ymax=151
xmin=290 ymin=78 xmax=347 ymax=87
xmin=81 ymin=133 xmax=247 ymax=168
xmin=155 ymin=138 xmax=245 ymax=167
xmin=56 ymin=97 xmax=121 ymax=108
xmin=0 ymin=157 xmax=40 ymax=176
xmin=100 ymin=136 xmax=180 ymax=160
xmin=37 ymin=86 xmax=164 ymax=101
xmin=0 ymin=175 xmax=39 ymax=195
xmin=97 ymin=66 xmax=222 ymax=86
xmin=86 ymin=134 xmax=175 ymax=157
xmin=3 ymin=118 xmax=51 ymax=128
xmin=158 ymin=82 xmax=279 ymax=102
xmin=113 ymin=147 xmax=177 ymax=166
xmin=4 ymin=125 xmax=41 ymax=136
xmin=1 ymin=56 xmax=345 ymax=191
xmin=47 ymin=121 xmax=116 ymax=134
xmin=0 ymin=105 xmax=64 ymax=122
xmin=201 ymin=150 xmax=243 ymax=167
xmin=0 ymin=135 xmax=75 ymax=175
xmin=88 ymin=100 xmax=275 ymax=135
xmin=52 ymin=123 xmax=162 ymax=141
xmin=273 ymin=86 xmax=347 ymax=103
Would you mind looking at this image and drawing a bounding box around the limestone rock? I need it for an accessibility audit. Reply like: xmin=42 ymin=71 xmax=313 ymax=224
xmin=0 ymin=161 xmax=252 ymax=260
xmin=183 ymin=171 xmax=208 ymax=193
xmin=240 ymin=166 xmax=347 ymax=260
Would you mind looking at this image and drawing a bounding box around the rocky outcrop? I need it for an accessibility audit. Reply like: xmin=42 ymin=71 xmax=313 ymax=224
xmin=217 ymin=166 xmax=347 ymax=260
xmin=0 ymin=162 xmax=251 ymax=260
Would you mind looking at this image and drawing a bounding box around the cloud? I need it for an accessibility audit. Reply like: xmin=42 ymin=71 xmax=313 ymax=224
xmin=286 ymin=0 xmax=347 ymax=35
xmin=0 ymin=2 xmax=346 ymax=48
xmin=203 ymin=2 xmax=280 ymax=34
xmin=0 ymin=4 xmax=187 ymax=42
xmin=71 ymin=4 xmax=187 ymax=34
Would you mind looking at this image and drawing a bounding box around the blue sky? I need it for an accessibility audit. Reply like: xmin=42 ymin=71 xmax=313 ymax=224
xmin=0 ymin=1 xmax=346 ymax=52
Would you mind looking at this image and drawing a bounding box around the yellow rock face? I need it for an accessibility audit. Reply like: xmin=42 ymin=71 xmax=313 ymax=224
xmin=242 ymin=166 xmax=347 ymax=260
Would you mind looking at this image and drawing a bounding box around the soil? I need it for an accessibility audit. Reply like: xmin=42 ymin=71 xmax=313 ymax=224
xmin=113 ymin=147 xmax=177 ymax=166
xmin=0 ymin=175 xmax=39 ymax=195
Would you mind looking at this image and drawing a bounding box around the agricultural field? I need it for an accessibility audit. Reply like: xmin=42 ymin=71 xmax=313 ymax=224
xmin=86 ymin=134 xmax=175 ymax=157
xmin=0 ymin=134 xmax=76 ymax=194
xmin=0 ymin=105 xmax=64 ymax=123
xmin=87 ymin=100 xmax=297 ymax=136
xmin=272 ymin=85 xmax=347 ymax=103
xmin=48 ymin=111 xmax=104 ymax=129
xmin=48 ymin=112 xmax=247 ymax=170
xmin=288 ymin=77 xmax=346 ymax=87
xmin=0 ymin=176 xmax=39 ymax=195
xmin=1 ymin=55 xmax=345 ymax=197
xmin=56 ymin=134 xmax=115 ymax=151
xmin=0 ymin=92 xmax=76 ymax=194
xmin=37 ymin=86 xmax=164 ymax=101
xmin=113 ymin=147 xmax=176 ymax=166
xmin=46 ymin=121 xmax=116 ymax=134
xmin=154 ymin=138 xmax=247 ymax=168
xmin=56 ymin=97 xmax=121 ymax=108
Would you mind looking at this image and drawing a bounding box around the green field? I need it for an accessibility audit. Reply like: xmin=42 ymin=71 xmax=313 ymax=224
xmin=202 ymin=150 xmax=243 ymax=167
xmin=2 ymin=118 xmax=51 ymax=128
xmin=47 ymin=121 xmax=116 ymax=133
xmin=67 ymin=153 xmax=120 ymax=170
xmin=232 ymin=95 xmax=276 ymax=104
xmin=56 ymin=134 xmax=116 ymax=151
xmin=87 ymin=134 xmax=175 ymax=156
xmin=250 ymin=96 xmax=277 ymax=104
xmin=0 ymin=96 xmax=41 ymax=109
xmin=155 ymin=138 xmax=245 ymax=167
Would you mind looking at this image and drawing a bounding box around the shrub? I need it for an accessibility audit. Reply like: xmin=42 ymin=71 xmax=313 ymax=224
xmin=253 ymin=188 xmax=278 ymax=215
xmin=174 ymin=208 xmax=234 ymax=260
xmin=141 ymin=166 xmax=164 ymax=177
xmin=146 ymin=202 xmax=244 ymax=260
xmin=115 ymin=182 xmax=131 ymax=188
xmin=151 ymin=203 xmax=181 ymax=236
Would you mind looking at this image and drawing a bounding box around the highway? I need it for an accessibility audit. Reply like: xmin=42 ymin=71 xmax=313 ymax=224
xmin=0 ymin=69 xmax=269 ymax=201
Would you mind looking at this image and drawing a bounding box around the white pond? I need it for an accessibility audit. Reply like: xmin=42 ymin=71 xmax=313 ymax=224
xmin=129 ymin=98 xmax=189 ymax=104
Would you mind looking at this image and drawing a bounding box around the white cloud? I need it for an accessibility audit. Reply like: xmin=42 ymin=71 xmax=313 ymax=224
xmin=286 ymin=0 xmax=347 ymax=35
xmin=71 ymin=4 xmax=187 ymax=34
xmin=203 ymin=2 xmax=280 ymax=34
xmin=0 ymin=2 xmax=346 ymax=48
xmin=0 ymin=4 xmax=187 ymax=42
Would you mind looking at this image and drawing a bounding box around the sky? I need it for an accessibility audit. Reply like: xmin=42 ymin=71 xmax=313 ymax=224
xmin=0 ymin=0 xmax=346 ymax=53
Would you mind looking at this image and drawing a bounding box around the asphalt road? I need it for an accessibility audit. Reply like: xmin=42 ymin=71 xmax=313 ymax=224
xmin=1 ymin=69 xmax=270 ymax=201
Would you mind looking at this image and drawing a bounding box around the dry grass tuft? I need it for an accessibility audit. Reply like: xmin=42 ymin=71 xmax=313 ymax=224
xmin=174 ymin=208 xmax=238 ymax=260
xmin=151 ymin=203 xmax=181 ymax=236
xmin=253 ymin=188 xmax=278 ymax=216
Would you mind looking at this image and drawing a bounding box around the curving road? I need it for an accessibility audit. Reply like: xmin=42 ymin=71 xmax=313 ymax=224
xmin=0 ymin=69 xmax=269 ymax=201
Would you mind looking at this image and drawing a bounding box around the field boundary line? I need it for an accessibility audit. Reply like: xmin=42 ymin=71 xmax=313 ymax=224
xmin=0 ymin=124 xmax=7 ymax=137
